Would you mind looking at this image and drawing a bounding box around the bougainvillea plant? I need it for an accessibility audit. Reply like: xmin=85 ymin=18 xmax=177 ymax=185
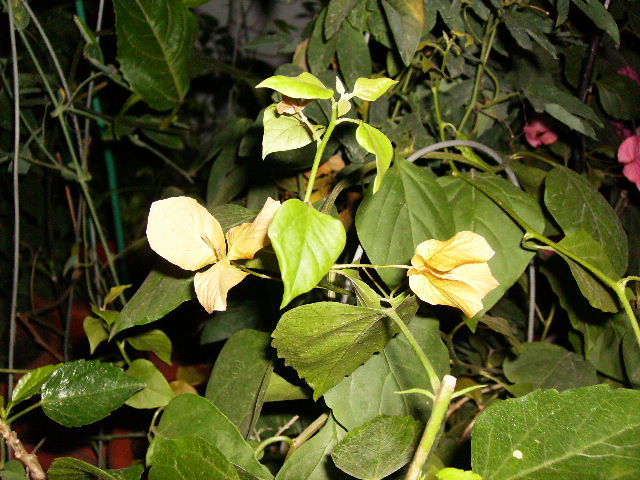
xmin=2 ymin=0 xmax=640 ymax=479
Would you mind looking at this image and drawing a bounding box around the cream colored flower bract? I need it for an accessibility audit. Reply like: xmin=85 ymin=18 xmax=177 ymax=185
xmin=146 ymin=196 xmax=281 ymax=313
xmin=407 ymin=231 xmax=499 ymax=318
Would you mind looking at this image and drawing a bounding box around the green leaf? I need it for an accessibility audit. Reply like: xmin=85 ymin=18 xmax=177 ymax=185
xmin=11 ymin=364 xmax=60 ymax=406
xmin=557 ymin=231 xmax=618 ymax=312
xmin=180 ymin=0 xmax=209 ymax=6
xmin=331 ymin=415 xmax=421 ymax=480
xmin=438 ymin=174 xmax=545 ymax=323
xmin=91 ymin=306 xmax=119 ymax=326
xmin=324 ymin=0 xmax=363 ymax=38
xmin=275 ymin=416 xmax=346 ymax=480
xmin=355 ymin=122 xmax=393 ymax=194
xmin=110 ymin=465 xmax=145 ymax=480
xmin=269 ymin=199 xmax=346 ymax=307
xmin=572 ymin=0 xmax=620 ymax=44
xmin=113 ymin=0 xmax=197 ymax=110
xmin=472 ymin=385 xmax=640 ymax=479
xmin=125 ymin=359 xmax=174 ymax=409
xmin=200 ymin=300 xmax=263 ymax=345
xmin=382 ymin=0 xmax=425 ymax=65
xmin=622 ymin=333 xmax=640 ymax=389
xmin=103 ymin=284 xmax=132 ymax=308
xmin=126 ymin=329 xmax=173 ymax=365
xmin=111 ymin=268 xmax=195 ymax=338
xmin=325 ymin=316 xmax=449 ymax=429
xmin=352 ymin=77 xmax=398 ymax=101
xmin=272 ymin=296 xmax=418 ymax=400
xmin=436 ymin=468 xmax=482 ymax=480
xmin=544 ymin=103 xmax=596 ymax=138
xmin=150 ymin=394 xmax=273 ymax=479
xmin=83 ymin=316 xmax=109 ymax=354
xmin=356 ymin=157 xmax=455 ymax=287
xmin=149 ymin=437 xmax=239 ymax=480
xmin=264 ymin=372 xmax=309 ymax=402
xmin=308 ymin=9 xmax=338 ymax=75
xmin=206 ymin=146 xmax=249 ymax=208
xmin=335 ymin=22 xmax=372 ymax=90
xmin=256 ymin=72 xmax=333 ymax=99
xmin=210 ymin=204 xmax=259 ymax=233
xmin=504 ymin=342 xmax=599 ymax=393
xmin=545 ymin=166 xmax=628 ymax=277
xmin=1 ymin=461 xmax=26 ymax=480
xmin=205 ymin=329 xmax=273 ymax=438
xmin=41 ymin=360 xmax=144 ymax=427
xmin=48 ymin=458 xmax=120 ymax=480
xmin=597 ymin=73 xmax=640 ymax=120
xmin=262 ymin=105 xmax=318 ymax=158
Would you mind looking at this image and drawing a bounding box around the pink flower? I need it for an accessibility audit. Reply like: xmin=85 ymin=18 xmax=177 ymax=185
xmin=524 ymin=116 xmax=558 ymax=148
xmin=618 ymin=133 xmax=640 ymax=189
xmin=618 ymin=66 xmax=640 ymax=84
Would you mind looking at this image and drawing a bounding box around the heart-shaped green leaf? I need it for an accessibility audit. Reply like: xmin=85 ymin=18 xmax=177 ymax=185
xmin=269 ymin=199 xmax=346 ymax=307
xmin=256 ymin=72 xmax=333 ymax=99
xmin=125 ymin=359 xmax=174 ymax=409
xmin=126 ymin=329 xmax=173 ymax=365
xmin=355 ymin=122 xmax=393 ymax=193
xmin=262 ymin=105 xmax=317 ymax=158
xmin=272 ymin=296 xmax=418 ymax=399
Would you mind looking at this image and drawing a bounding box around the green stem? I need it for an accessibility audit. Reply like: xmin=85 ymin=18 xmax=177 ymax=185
xmin=7 ymin=401 xmax=42 ymax=424
xmin=254 ymin=436 xmax=293 ymax=458
xmin=614 ymin=283 xmax=640 ymax=349
xmin=458 ymin=16 xmax=498 ymax=133
xmin=304 ymin=99 xmax=338 ymax=203
xmin=405 ymin=375 xmax=456 ymax=480
xmin=431 ymin=85 xmax=447 ymax=143
xmin=117 ymin=341 xmax=132 ymax=366
xmin=285 ymin=413 xmax=328 ymax=460
xmin=386 ymin=310 xmax=440 ymax=392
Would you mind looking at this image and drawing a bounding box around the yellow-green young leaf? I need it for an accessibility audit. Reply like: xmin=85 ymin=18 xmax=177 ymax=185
xmin=91 ymin=305 xmax=119 ymax=326
xmin=126 ymin=329 xmax=172 ymax=365
xmin=264 ymin=372 xmax=309 ymax=402
xmin=125 ymin=359 xmax=174 ymax=409
xmin=268 ymin=199 xmax=346 ymax=308
xmin=352 ymin=77 xmax=398 ymax=101
xmin=262 ymin=105 xmax=317 ymax=159
xmin=83 ymin=316 xmax=109 ymax=354
xmin=256 ymin=72 xmax=333 ymax=99
xmin=103 ymin=284 xmax=132 ymax=308
xmin=436 ymin=468 xmax=483 ymax=480
xmin=331 ymin=415 xmax=421 ymax=480
xmin=337 ymin=98 xmax=352 ymax=117
xmin=9 ymin=0 xmax=29 ymax=31
xmin=11 ymin=364 xmax=61 ymax=406
xmin=355 ymin=122 xmax=393 ymax=193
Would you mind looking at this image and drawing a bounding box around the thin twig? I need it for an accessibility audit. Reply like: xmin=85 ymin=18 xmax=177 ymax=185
xmin=7 ymin=0 xmax=22 ymax=400
xmin=0 ymin=420 xmax=46 ymax=480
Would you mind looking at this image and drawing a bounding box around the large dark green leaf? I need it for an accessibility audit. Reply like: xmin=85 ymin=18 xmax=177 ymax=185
xmin=150 ymin=394 xmax=273 ymax=479
xmin=597 ymin=73 xmax=640 ymax=120
xmin=41 ymin=360 xmax=144 ymax=427
xmin=623 ymin=333 xmax=640 ymax=389
xmin=472 ymin=385 xmax=640 ymax=479
xmin=572 ymin=0 xmax=619 ymax=44
xmin=275 ymin=416 xmax=347 ymax=480
xmin=269 ymin=199 xmax=346 ymax=308
xmin=557 ymin=231 xmax=618 ymax=312
xmin=438 ymin=174 xmax=545 ymax=324
xmin=272 ymin=296 xmax=418 ymax=399
xmin=325 ymin=316 xmax=448 ymax=430
xmin=382 ymin=0 xmax=425 ymax=65
xmin=325 ymin=0 xmax=364 ymax=38
xmin=200 ymin=300 xmax=263 ymax=345
xmin=48 ymin=458 xmax=120 ymax=480
xmin=308 ymin=9 xmax=338 ymax=75
xmin=331 ymin=415 xmax=421 ymax=480
xmin=504 ymin=342 xmax=599 ymax=393
xmin=545 ymin=166 xmax=627 ymax=277
xmin=335 ymin=22 xmax=372 ymax=90
xmin=113 ymin=0 xmax=197 ymax=110
xmin=356 ymin=158 xmax=454 ymax=287
xmin=149 ymin=437 xmax=239 ymax=480
xmin=205 ymin=330 xmax=273 ymax=439
xmin=111 ymin=268 xmax=194 ymax=338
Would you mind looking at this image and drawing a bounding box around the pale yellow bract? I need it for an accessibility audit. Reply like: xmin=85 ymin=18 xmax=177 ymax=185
xmin=146 ymin=196 xmax=281 ymax=313
xmin=407 ymin=231 xmax=499 ymax=318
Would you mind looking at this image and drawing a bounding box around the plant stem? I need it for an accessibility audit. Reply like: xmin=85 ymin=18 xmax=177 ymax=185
xmin=7 ymin=402 xmax=42 ymax=424
xmin=405 ymin=375 xmax=457 ymax=480
xmin=254 ymin=436 xmax=293 ymax=458
xmin=285 ymin=413 xmax=328 ymax=460
xmin=117 ymin=341 xmax=132 ymax=366
xmin=431 ymin=85 xmax=447 ymax=143
xmin=458 ymin=16 xmax=498 ymax=133
xmin=386 ymin=310 xmax=440 ymax=392
xmin=304 ymin=99 xmax=338 ymax=203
